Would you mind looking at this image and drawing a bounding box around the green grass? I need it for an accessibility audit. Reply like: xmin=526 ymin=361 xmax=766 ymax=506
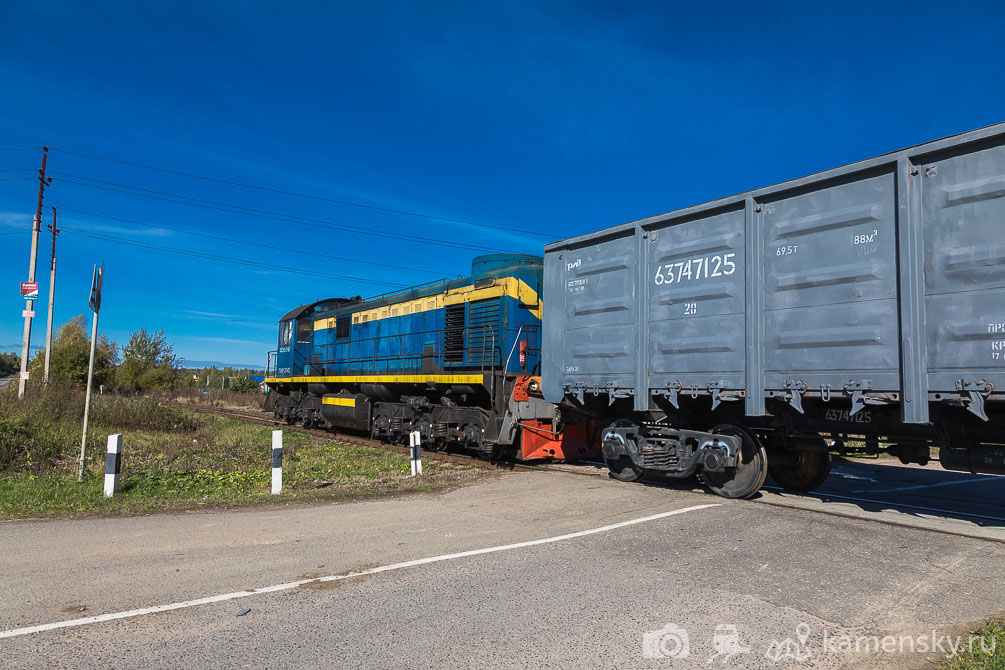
xmin=0 ymin=388 xmax=484 ymax=519
xmin=937 ymin=620 xmax=1005 ymax=669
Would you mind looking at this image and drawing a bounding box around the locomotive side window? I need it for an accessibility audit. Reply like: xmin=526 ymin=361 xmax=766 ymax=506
xmin=280 ymin=320 xmax=293 ymax=346
xmin=296 ymin=319 xmax=313 ymax=344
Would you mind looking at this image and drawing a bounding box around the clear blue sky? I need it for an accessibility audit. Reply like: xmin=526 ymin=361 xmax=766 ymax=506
xmin=1 ymin=1 xmax=1003 ymax=368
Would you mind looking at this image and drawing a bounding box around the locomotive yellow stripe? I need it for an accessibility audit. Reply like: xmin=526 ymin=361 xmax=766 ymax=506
xmin=264 ymin=374 xmax=485 ymax=384
xmin=312 ymin=277 xmax=542 ymax=330
xmin=321 ymin=397 xmax=356 ymax=407
xmin=443 ymin=277 xmax=542 ymax=320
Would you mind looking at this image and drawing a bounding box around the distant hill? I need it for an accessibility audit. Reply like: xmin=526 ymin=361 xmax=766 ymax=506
xmin=179 ymin=360 xmax=265 ymax=371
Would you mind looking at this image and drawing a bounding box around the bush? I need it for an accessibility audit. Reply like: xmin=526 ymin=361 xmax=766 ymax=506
xmin=90 ymin=395 xmax=201 ymax=433
xmin=0 ymin=385 xmax=201 ymax=473
xmin=0 ymin=384 xmax=86 ymax=472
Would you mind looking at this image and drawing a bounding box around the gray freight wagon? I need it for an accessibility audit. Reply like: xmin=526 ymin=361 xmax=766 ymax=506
xmin=543 ymin=123 xmax=1005 ymax=498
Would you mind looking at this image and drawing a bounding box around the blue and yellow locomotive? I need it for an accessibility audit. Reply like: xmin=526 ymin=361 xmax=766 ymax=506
xmin=265 ymin=254 xmax=595 ymax=460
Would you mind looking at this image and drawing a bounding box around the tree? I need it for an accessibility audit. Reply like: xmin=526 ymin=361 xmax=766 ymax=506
xmin=0 ymin=352 xmax=19 ymax=377
xmin=229 ymin=376 xmax=260 ymax=393
xmin=28 ymin=315 xmax=118 ymax=388
xmin=116 ymin=328 xmax=180 ymax=391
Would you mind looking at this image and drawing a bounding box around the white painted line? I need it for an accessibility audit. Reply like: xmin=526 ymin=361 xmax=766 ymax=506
xmin=0 ymin=503 xmax=719 ymax=639
xmin=850 ymin=476 xmax=999 ymax=494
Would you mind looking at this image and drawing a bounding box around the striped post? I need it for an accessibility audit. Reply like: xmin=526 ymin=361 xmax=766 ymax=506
xmin=103 ymin=434 xmax=122 ymax=497
xmin=409 ymin=430 xmax=422 ymax=476
xmin=271 ymin=430 xmax=283 ymax=495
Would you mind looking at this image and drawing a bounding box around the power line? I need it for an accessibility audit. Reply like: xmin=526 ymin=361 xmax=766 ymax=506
xmin=60 ymin=227 xmax=409 ymax=288
xmin=0 ymin=147 xmax=42 ymax=151
xmin=49 ymin=148 xmax=556 ymax=238
xmin=59 ymin=207 xmax=448 ymax=276
xmin=52 ymin=175 xmax=517 ymax=253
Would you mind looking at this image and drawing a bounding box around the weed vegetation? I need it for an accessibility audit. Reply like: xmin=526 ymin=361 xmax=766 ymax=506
xmin=938 ymin=620 xmax=1005 ymax=670
xmin=0 ymin=385 xmax=483 ymax=519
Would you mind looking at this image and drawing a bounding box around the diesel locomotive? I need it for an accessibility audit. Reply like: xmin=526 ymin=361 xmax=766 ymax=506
xmin=264 ymin=254 xmax=597 ymax=462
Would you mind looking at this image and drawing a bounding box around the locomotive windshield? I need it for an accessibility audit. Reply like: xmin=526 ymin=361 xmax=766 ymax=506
xmin=280 ymin=320 xmax=293 ymax=346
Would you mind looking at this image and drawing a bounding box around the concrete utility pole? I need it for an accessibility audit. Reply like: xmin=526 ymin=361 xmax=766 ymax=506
xmin=18 ymin=147 xmax=50 ymax=399
xmin=43 ymin=206 xmax=59 ymax=383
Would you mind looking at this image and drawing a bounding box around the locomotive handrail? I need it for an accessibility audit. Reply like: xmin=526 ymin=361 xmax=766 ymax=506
xmin=304 ymin=324 xmax=510 ymax=376
xmin=282 ymin=322 xmax=540 ymax=378
xmin=504 ymin=324 xmax=526 ymax=374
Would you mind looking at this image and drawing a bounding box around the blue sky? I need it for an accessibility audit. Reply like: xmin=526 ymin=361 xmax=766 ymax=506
xmin=1 ymin=1 xmax=1003 ymax=367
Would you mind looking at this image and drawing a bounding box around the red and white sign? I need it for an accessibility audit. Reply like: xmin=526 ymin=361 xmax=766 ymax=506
xmin=20 ymin=371 xmax=29 ymax=380
xmin=20 ymin=282 xmax=38 ymax=300
xmin=21 ymin=309 xmax=35 ymax=318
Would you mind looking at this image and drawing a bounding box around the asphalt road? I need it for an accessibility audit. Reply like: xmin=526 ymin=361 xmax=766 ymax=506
xmin=0 ymin=377 xmax=13 ymax=389
xmin=2 ymin=461 xmax=1003 ymax=669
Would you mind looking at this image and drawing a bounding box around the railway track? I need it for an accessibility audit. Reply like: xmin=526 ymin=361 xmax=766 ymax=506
xmin=169 ymin=402 xmax=1005 ymax=544
xmin=168 ymin=402 xmax=538 ymax=472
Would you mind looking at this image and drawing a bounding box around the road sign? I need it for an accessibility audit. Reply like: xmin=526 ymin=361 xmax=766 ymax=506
xmin=88 ymin=265 xmax=103 ymax=312
xmin=21 ymin=309 xmax=35 ymax=318
xmin=20 ymin=371 xmax=29 ymax=380
xmin=20 ymin=282 xmax=38 ymax=300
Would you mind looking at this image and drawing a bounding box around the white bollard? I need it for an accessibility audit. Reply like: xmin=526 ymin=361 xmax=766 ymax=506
xmin=409 ymin=430 xmax=422 ymax=476
xmin=103 ymin=434 xmax=122 ymax=497
xmin=271 ymin=430 xmax=283 ymax=495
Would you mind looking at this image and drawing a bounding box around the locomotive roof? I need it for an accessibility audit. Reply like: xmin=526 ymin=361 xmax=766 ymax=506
xmin=277 ymin=254 xmax=542 ymax=323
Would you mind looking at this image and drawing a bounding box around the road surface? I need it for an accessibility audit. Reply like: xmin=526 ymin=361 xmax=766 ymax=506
xmin=2 ymin=459 xmax=1003 ymax=669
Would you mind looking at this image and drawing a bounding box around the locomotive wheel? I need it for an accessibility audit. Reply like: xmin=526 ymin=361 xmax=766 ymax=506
xmin=701 ymin=424 xmax=768 ymax=499
xmin=768 ymin=449 xmax=831 ymax=492
xmin=413 ymin=416 xmax=444 ymax=452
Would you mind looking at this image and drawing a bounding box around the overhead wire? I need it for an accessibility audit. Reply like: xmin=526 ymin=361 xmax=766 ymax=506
xmin=51 ymin=174 xmax=517 ymax=253
xmin=59 ymin=227 xmax=409 ymax=288
xmin=58 ymin=207 xmax=447 ymax=276
xmin=48 ymin=147 xmax=556 ymax=238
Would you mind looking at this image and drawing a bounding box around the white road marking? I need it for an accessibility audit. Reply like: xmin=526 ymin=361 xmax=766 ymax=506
xmin=0 ymin=503 xmax=719 ymax=640
xmin=831 ymin=472 xmax=878 ymax=482
xmin=850 ymin=476 xmax=999 ymax=494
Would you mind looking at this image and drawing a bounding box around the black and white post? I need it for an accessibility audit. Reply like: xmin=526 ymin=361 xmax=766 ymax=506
xmin=271 ymin=430 xmax=283 ymax=495
xmin=103 ymin=434 xmax=122 ymax=497
xmin=409 ymin=430 xmax=422 ymax=476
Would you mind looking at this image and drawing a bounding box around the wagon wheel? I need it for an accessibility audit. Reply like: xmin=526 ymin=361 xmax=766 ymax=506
xmin=602 ymin=420 xmax=644 ymax=483
xmin=768 ymin=445 xmax=831 ymax=492
xmin=701 ymin=424 xmax=768 ymax=499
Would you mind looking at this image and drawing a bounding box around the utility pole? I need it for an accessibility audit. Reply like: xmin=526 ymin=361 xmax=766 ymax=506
xmin=43 ymin=206 xmax=59 ymax=383
xmin=18 ymin=147 xmax=50 ymax=399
